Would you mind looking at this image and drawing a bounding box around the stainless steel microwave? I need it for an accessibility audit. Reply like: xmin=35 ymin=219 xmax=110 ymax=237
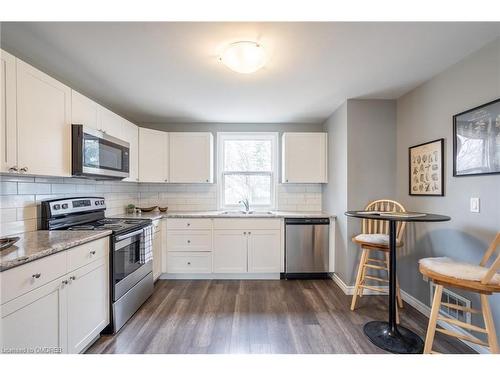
xmin=72 ymin=124 xmax=130 ymax=180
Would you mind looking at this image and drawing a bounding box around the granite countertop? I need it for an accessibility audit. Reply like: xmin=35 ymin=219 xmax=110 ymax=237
xmin=0 ymin=230 xmax=112 ymax=272
xmin=112 ymin=210 xmax=335 ymax=220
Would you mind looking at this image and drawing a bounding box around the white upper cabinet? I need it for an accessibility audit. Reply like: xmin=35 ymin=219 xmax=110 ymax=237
xmin=0 ymin=49 xmax=17 ymax=173
xmin=169 ymin=132 xmax=214 ymax=183
xmin=16 ymin=59 xmax=71 ymax=177
xmin=98 ymin=106 xmax=122 ymax=138
xmin=139 ymin=127 xmax=169 ymax=183
xmin=282 ymin=132 xmax=328 ymax=183
xmin=122 ymin=120 xmax=139 ymax=182
xmin=71 ymin=90 xmax=99 ymax=130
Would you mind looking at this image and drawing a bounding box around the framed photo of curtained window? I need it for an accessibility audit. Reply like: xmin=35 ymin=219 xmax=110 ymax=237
xmin=453 ymin=98 xmax=500 ymax=177
xmin=409 ymin=138 xmax=444 ymax=196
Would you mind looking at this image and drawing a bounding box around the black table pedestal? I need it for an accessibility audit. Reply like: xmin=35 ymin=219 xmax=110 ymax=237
xmin=363 ymin=220 xmax=424 ymax=354
xmin=364 ymin=322 xmax=424 ymax=354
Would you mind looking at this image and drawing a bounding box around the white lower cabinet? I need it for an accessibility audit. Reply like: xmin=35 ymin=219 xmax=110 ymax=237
xmin=247 ymin=230 xmax=281 ymax=273
xmin=152 ymin=220 xmax=162 ymax=281
xmin=0 ymin=276 xmax=68 ymax=353
xmin=0 ymin=237 xmax=110 ymax=354
xmin=167 ymin=252 xmax=212 ymax=273
xmin=213 ymin=230 xmax=248 ymax=273
xmin=66 ymin=257 xmax=108 ymax=354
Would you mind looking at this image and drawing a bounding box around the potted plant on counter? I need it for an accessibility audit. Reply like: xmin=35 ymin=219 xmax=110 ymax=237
xmin=126 ymin=204 xmax=136 ymax=214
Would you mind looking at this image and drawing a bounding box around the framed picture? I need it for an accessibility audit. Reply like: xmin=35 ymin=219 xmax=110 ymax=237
xmin=409 ymin=138 xmax=444 ymax=196
xmin=453 ymin=98 xmax=500 ymax=177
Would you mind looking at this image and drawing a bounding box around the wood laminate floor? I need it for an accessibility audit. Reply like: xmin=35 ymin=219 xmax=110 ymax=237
xmin=87 ymin=279 xmax=475 ymax=354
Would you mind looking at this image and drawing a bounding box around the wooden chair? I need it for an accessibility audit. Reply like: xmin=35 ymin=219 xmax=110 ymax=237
xmin=350 ymin=199 xmax=406 ymax=319
xmin=419 ymin=232 xmax=500 ymax=354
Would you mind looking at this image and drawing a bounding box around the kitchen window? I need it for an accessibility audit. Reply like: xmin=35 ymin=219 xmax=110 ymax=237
xmin=218 ymin=132 xmax=278 ymax=210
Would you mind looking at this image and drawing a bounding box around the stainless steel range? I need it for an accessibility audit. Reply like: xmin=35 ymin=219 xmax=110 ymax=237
xmin=40 ymin=197 xmax=154 ymax=333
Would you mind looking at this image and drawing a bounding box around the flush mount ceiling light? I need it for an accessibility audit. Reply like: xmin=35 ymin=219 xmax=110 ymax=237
xmin=219 ymin=41 xmax=267 ymax=74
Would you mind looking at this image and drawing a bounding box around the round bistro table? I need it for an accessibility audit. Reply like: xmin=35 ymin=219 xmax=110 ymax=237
xmin=344 ymin=211 xmax=451 ymax=354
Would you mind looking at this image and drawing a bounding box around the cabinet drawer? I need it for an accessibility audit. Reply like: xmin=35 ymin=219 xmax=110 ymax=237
xmin=67 ymin=237 xmax=109 ymax=272
xmin=167 ymin=252 xmax=212 ymax=273
xmin=167 ymin=218 xmax=212 ymax=230
xmin=167 ymin=230 xmax=212 ymax=252
xmin=1 ymin=251 xmax=67 ymax=304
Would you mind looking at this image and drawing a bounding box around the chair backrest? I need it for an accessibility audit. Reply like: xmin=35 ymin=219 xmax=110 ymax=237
xmin=362 ymin=199 xmax=407 ymax=243
xmin=480 ymin=232 xmax=500 ymax=285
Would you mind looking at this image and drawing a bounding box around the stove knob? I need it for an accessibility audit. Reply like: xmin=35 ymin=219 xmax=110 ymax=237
xmin=100 ymin=200 xmax=105 ymax=205
xmin=53 ymin=204 xmax=60 ymax=210
xmin=95 ymin=201 xmax=99 ymax=205
xmin=62 ymin=203 xmax=69 ymax=209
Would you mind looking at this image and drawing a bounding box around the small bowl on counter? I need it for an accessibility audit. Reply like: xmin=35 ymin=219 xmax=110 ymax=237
xmin=137 ymin=206 xmax=158 ymax=213
xmin=158 ymin=207 xmax=168 ymax=213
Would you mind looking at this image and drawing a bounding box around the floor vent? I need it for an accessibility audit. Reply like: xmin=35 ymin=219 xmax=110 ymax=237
xmin=430 ymin=282 xmax=472 ymax=325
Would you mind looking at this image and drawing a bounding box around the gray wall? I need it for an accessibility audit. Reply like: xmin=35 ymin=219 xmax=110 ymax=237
xmin=396 ymin=38 xmax=500 ymax=337
xmin=323 ymin=99 xmax=397 ymax=284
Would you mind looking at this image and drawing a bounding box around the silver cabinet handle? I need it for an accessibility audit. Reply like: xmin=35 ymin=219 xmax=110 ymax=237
xmin=187 ymin=262 xmax=191 ymax=265
xmin=62 ymin=280 xmax=69 ymax=285
xmin=32 ymin=273 xmax=41 ymax=279
xmin=187 ymin=240 xmax=191 ymax=244
xmin=187 ymin=223 xmax=191 ymax=227
xmin=206 ymin=179 xmax=209 ymax=182
xmin=248 ymin=232 xmax=251 ymax=235
xmin=69 ymin=276 xmax=76 ymax=281
xmin=20 ymin=167 xmax=28 ymax=173
xmin=90 ymin=250 xmax=96 ymax=255
xmin=243 ymin=232 xmax=247 ymax=235
xmin=8 ymin=166 xmax=18 ymax=172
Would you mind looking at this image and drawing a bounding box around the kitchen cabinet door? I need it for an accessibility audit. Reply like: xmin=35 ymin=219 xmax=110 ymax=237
xmin=169 ymin=132 xmax=213 ymax=183
xmin=153 ymin=225 xmax=162 ymax=281
xmin=98 ymin=106 xmax=123 ymax=138
xmin=122 ymin=120 xmax=139 ymax=182
xmin=1 ymin=276 xmax=68 ymax=353
xmin=213 ymin=230 xmax=247 ymax=273
xmin=16 ymin=59 xmax=71 ymax=177
xmin=139 ymin=127 xmax=169 ymax=183
xmin=71 ymin=90 xmax=99 ymax=130
xmin=282 ymin=132 xmax=327 ymax=183
xmin=247 ymin=230 xmax=281 ymax=273
xmin=0 ymin=49 xmax=17 ymax=173
xmin=66 ymin=258 xmax=109 ymax=354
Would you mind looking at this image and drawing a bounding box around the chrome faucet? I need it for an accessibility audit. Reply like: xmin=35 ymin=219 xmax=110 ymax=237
xmin=238 ymin=198 xmax=250 ymax=213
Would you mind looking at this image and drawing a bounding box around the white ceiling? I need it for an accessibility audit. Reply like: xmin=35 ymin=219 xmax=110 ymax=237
xmin=1 ymin=22 xmax=499 ymax=124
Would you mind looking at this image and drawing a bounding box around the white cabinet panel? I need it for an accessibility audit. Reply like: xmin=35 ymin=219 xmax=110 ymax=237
xmin=167 ymin=230 xmax=212 ymax=252
xmin=282 ymin=132 xmax=327 ymax=183
xmin=247 ymin=230 xmax=281 ymax=273
xmin=71 ymin=90 xmax=99 ymax=130
xmin=139 ymin=127 xmax=169 ymax=183
xmin=213 ymin=230 xmax=248 ymax=273
xmin=1 ymin=276 xmax=67 ymax=353
xmin=153 ymin=227 xmax=162 ymax=281
xmin=66 ymin=258 xmax=109 ymax=354
xmin=122 ymin=120 xmax=139 ymax=182
xmin=0 ymin=49 xmax=17 ymax=173
xmin=16 ymin=60 xmax=71 ymax=177
xmin=98 ymin=106 xmax=122 ymax=138
xmin=169 ymin=132 xmax=213 ymax=183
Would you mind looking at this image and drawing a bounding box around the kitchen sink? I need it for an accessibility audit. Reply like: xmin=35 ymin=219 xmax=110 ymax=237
xmin=217 ymin=211 xmax=275 ymax=216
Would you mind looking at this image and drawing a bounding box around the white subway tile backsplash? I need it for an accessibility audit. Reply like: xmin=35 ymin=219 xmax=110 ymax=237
xmin=18 ymin=182 xmax=51 ymax=195
xmin=0 ymin=182 xmax=17 ymax=195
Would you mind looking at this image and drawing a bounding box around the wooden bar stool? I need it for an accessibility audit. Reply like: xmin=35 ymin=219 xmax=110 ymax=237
xmin=419 ymin=232 xmax=500 ymax=354
xmin=350 ymin=199 xmax=406 ymax=319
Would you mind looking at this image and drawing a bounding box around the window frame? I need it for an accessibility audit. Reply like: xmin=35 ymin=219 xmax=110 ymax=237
xmin=217 ymin=132 xmax=278 ymax=210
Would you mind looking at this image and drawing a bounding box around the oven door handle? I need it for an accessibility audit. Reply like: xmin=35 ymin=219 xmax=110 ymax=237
xmin=115 ymin=228 xmax=144 ymax=242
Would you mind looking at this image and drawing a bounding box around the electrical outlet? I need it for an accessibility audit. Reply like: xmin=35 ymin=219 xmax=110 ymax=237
xmin=470 ymin=197 xmax=480 ymax=213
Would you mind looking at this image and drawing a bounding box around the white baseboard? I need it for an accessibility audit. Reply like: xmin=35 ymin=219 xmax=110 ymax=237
xmin=160 ymin=273 xmax=281 ymax=280
xmin=330 ymin=272 xmax=388 ymax=295
xmin=331 ymin=272 xmax=487 ymax=354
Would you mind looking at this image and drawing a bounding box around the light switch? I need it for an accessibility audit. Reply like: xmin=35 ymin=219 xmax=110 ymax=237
xmin=470 ymin=197 xmax=480 ymax=213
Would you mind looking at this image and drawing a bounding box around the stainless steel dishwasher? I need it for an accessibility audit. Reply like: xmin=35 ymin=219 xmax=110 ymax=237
xmin=285 ymin=217 xmax=330 ymax=279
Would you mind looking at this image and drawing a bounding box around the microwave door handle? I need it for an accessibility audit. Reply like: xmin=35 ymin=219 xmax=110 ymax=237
xmin=115 ymin=228 xmax=144 ymax=242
